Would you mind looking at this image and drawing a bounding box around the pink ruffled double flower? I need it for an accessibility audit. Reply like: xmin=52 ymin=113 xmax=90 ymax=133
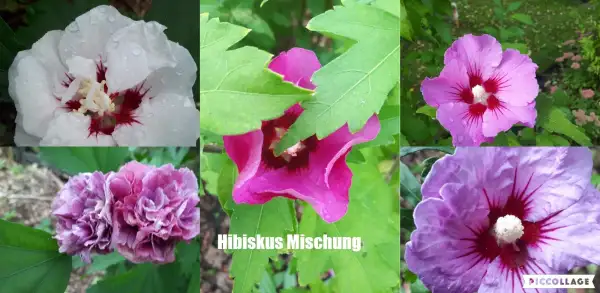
xmin=224 ymin=48 xmax=381 ymax=223
xmin=52 ymin=161 xmax=200 ymax=264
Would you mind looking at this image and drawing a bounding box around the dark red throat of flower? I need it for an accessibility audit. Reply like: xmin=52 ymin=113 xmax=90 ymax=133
xmin=451 ymin=67 xmax=509 ymax=124
xmin=460 ymin=169 xmax=564 ymax=279
xmin=57 ymin=60 xmax=151 ymax=137
xmin=261 ymin=109 xmax=318 ymax=171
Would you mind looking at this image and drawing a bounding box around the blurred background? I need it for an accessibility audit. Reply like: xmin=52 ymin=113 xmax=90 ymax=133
xmin=399 ymin=147 xmax=600 ymax=293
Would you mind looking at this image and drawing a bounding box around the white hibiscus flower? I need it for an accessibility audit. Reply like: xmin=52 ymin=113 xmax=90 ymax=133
xmin=8 ymin=5 xmax=199 ymax=146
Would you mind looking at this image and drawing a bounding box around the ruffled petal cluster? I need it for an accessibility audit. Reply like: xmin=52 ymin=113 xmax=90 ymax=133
xmin=108 ymin=162 xmax=200 ymax=263
xmin=52 ymin=172 xmax=112 ymax=263
xmin=52 ymin=161 xmax=199 ymax=264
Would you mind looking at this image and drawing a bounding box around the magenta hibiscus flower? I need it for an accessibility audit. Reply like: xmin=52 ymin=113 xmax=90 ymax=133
xmin=223 ymin=48 xmax=380 ymax=223
xmin=405 ymin=148 xmax=600 ymax=293
xmin=421 ymin=34 xmax=539 ymax=146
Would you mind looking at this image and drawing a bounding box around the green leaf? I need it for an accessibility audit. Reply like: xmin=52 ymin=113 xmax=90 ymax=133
xmin=539 ymin=107 xmax=591 ymax=146
xmin=87 ymin=252 xmax=125 ymax=274
xmin=14 ymin=0 xmax=106 ymax=46
xmin=0 ymin=220 xmax=71 ymax=293
xmin=415 ymin=105 xmax=436 ymax=119
xmin=186 ymin=263 xmax=201 ymax=293
xmin=535 ymin=132 xmax=554 ymax=146
xmin=276 ymin=2 xmax=400 ymax=153
xmin=259 ymin=270 xmax=277 ymax=293
xmin=400 ymin=162 xmax=421 ymax=206
xmin=229 ymin=198 xmax=296 ymax=293
xmin=199 ymin=14 xmax=312 ymax=135
xmin=87 ymin=264 xmax=163 ymax=293
xmin=502 ymin=42 xmax=528 ymax=54
xmin=420 ymin=157 xmax=439 ymax=180
xmin=39 ymin=147 xmax=129 ymax=174
xmin=507 ymin=2 xmax=522 ymax=11
xmin=357 ymin=105 xmax=400 ymax=148
xmin=550 ymin=135 xmax=570 ymax=146
xmin=400 ymin=147 xmax=454 ymax=157
xmin=511 ymin=13 xmax=533 ymax=25
xmin=217 ymin=159 xmax=237 ymax=216
xmin=176 ymin=240 xmax=200 ymax=277
xmin=295 ymin=163 xmax=400 ymax=293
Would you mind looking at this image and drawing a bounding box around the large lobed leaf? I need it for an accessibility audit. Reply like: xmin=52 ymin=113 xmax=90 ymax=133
xmin=0 ymin=220 xmax=72 ymax=293
xmin=38 ymin=147 xmax=129 ymax=174
xmin=228 ymin=198 xmax=296 ymax=293
xmin=276 ymin=0 xmax=400 ymax=153
xmin=199 ymin=14 xmax=312 ymax=135
xmin=294 ymin=163 xmax=400 ymax=293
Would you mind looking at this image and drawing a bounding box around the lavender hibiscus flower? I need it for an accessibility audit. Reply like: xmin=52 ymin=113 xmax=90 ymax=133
xmin=52 ymin=172 xmax=113 ymax=263
xmin=405 ymin=148 xmax=600 ymax=293
xmin=107 ymin=161 xmax=200 ymax=263
xmin=223 ymin=48 xmax=380 ymax=223
xmin=421 ymin=34 xmax=539 ymax=146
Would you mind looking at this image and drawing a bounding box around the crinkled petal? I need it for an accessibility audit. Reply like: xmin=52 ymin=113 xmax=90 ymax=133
xmin=436 ymin=102 xmax=489 ymax=146
xmin=144 ymin=41 xmax=196 ymax=98
xmin=492 ymin=49 xmax=539 ymax=107
xmin=421 ymin=59 xmax=469 ymax=107
xmin=29 ymin=30 xmax=67 ymax=79
xmin=233 ymin=168 xmax=349 ymax=223
xmin=112 ymin=93 xmax=199 ymax=146
xmin=481 ymin=102 xmax=536 ymax=137
xmin=507 ymin=147 xmax=592 ymax=221
xmin=405 ymin=184 xmax=490 ymax=293
xmin=58 ymin=5 xmax=133 ymax=63
xmin=312 ymin=115 xmax=380 ymax=187
xmin=41 ymin=112 xmax=116 ymax=146
xmin=66 ymin=56 xmax=97 ymax=79
xmin=9 ymin=50 xmax=61 ymax=138
xmin=479 ymin=257 xmax=563 ymax=293
xmin=527 ymin=185 xmax=600 ymax=271
xmin=444 ymin=34 xmax=503 ymax=80
xmin=421 ymin=148 xmax=514 ymax=200
xmin=105 ymin=21 xmax=177 ymax=93
xmin=14 ymin=121 xmax=42 ymax=146
xmin=268 ymin=47 xmax=321 ymax=90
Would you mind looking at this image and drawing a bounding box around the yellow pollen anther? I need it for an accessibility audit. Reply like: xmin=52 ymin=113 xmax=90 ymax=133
xmin=76 ymin=79 xmax=115 ymax=116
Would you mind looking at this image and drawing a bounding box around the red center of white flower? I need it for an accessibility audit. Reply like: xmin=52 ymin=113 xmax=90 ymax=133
xmin=454 ymin=68 xmax=508 ymax=124
xmin=57 ymin=60 xmax=150 ymax=137
xmin=261 ymin=109 xmax=318 ymax=171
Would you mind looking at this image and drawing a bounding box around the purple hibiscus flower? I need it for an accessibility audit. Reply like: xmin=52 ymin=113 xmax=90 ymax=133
xmin=421 ymin=34 xmax=539 ymax=146
xmin=108 ymin=161 xmax=200 ymax=264
xmin=405 ymin=148 xmax=600 ymax=293
xmin=52 ymin=171 xmax=113 ymax=263
xmin=223 ymin=48 xmax=381 ymax=223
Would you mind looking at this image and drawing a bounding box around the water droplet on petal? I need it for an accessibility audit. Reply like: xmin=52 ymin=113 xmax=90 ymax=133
xmin=108 ymin=15 xmax=116 ymax=22
xmin=132 ymin=47 xmax=142 ymax=56
xmin=175 ymin=71 xmax=183 ymax=76
xmin=98 ymin=6 xmax=106 ymax=13
xmin=160 ymin=78 xmax=166 ymax=84
xmin=183 ymin=99 xmax=193 ymax=107
xmin=67 ymin=23 xmax=80 ymax=32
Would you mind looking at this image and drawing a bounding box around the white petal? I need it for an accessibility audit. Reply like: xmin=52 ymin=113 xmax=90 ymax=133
xmin=145 ymin=41 xmax=196 ymax=98
xmin=14 ymin=121 xmax=42 ymax=146
xmin=9 ymin=51 xmax=61 ymax=138
xmin=105 ymin=21 xmax=177 ymax=93
xmin=41 ymin=112 xmax=116 ymax=146
xmin=66 ymin=56 xmax=97 ymax=79
xmin=112 ymin=94 xmax=199 ymax=146
xmin=58 ymin=5 xmax=133 ymax=63
xmin=30 ymin=30 xmax=67 ymax=78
